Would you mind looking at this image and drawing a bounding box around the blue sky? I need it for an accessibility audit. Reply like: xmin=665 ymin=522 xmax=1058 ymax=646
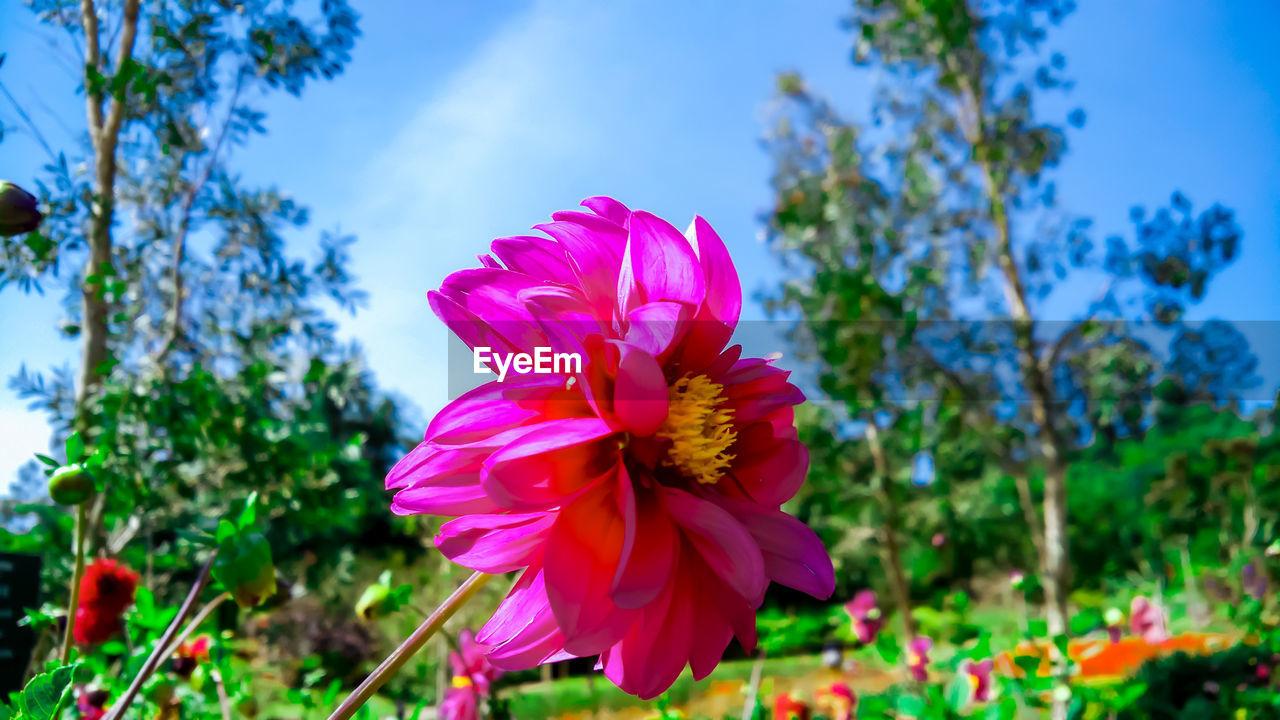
xmin=1 ymin=0 xmax=1278 ymax=488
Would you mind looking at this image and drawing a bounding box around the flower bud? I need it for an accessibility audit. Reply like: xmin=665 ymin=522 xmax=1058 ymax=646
xmin=355 ymin=580 xmax=392 ymax=621
xmin=235 ymin=697 xmax=260 ymax=719
xmin=48 ymin=463 xmax=94 ymax=506
xmin=213 ymin=531 xmax=277 ymax=608
xmin=0 ymin=180 xmax=43 ymax=237
xmin=1104 ymin=607 xmax=1124 ymax=627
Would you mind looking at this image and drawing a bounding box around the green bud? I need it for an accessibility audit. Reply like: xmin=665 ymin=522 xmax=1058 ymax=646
xmin=355 ymin=580 xmax=392 ymax=621
xmin=235 ymin=697 xmax=260 ymax=719
xmin=213 ymin=530 xmax=277 ymax=608
xmin=0 ymin=180 xmax=43 ymax=237
xmin=1104 ymin=607 xmax=1124 ymax=627
xmin=48 ymin=464 xmax=94 ymax=505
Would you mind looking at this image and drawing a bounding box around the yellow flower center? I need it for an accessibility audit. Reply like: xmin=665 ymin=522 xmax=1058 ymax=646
xmin=656 ymin=374 xmax=737 ymax=484
xmin=451 ymin=675 xmax=473 ymax=689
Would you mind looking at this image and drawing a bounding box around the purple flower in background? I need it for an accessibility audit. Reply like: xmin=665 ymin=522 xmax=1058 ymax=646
xmin=931 ymin=533 xmax=946 ymax=548
xmin=1130 ymin=596 xmax=1169 ymax=644
xmin=844 ymin=590 xmax=883 ymax=644
xmin=964 ymin=658 xmax=994 ymax=703
xmin=906 ymin=636 xmax=932 ymax=682
xmin=1243 ymin=561 xmax=1268 ymax=601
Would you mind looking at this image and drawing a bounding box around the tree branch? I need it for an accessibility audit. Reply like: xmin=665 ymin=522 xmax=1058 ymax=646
xmin=158 ymin=70 xmax=245 ymax=365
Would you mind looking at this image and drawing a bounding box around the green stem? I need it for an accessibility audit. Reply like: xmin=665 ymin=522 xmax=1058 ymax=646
xmin=60 ymin=503 xmax=88 ymax=663
xmin=327 ymin=571 xmax=492 ymax=720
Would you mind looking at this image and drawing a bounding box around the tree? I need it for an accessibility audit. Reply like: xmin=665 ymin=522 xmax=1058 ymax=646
xmin=765 ymin=2 xmax=1242 ymax=713
xmin=2 ymin=0 xmax=429 ymax=683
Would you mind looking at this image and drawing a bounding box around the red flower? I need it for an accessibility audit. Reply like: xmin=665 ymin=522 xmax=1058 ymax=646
xmin=73 ymin=558 xmax=139 ymax=646
xmin=773 ymin=693 xmax=810 ymax=720
xmin=172 ymin=635 xmax=212 ymax=678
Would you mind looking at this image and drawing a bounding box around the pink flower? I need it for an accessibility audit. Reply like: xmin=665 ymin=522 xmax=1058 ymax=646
xmin=389 ymin=198 xmax=834 ymax=699
xmin=964 ymin=658 xmax=994 ymax=703
xmin=77 ymin=689 xmax=110 ymax=720
xmin=449 ymin=629 xmax=503 ymax=695
xmin=906 ymin=637 xmax=932 ymax=682
xmin=1129 ymin=596 xmax=1169 ymax=644
xmin=439 ymin=677 xmax=479 ymax=720
xmin=844 ymin=590 xmax=883 ymax=644
xmin=931 ymin=533 xmax=946 ymax=547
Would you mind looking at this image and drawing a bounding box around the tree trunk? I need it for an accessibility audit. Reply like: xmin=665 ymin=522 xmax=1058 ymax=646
xmin=864 ymin=422 xmax=917 ymax=638
xmin=77 ymin=0 xmax=142 ymax=554
xmin=952 ymin=67 xmax=1073 ymax=718
xmin=982 ymin=151 xmax=1072 ymax=720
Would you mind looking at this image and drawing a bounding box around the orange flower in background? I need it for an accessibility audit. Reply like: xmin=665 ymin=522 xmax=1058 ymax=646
xmin=772 ymin=693 xmax=810 ymax=720
xmin=815 ymin=682 xmax=856 ymax=720
xmin=997 ymin=633 xmax=1236 ymax=681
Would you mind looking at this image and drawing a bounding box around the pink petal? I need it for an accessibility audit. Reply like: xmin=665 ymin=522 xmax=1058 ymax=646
xmin=425 ymin=375 xmax=578 ymax=446
xmin=611 ymin=474 xmax=678 ymax=609
xmin=661 ymin=488 xmax=767 ymax=605
xmin=626 ymin=211 xmax=706 ymax=309
xmin=623 ymin=301 xmax=690 ymax=359
xmin=490 ymin=235 xmax=577 ymax=285
xmin=480 ymin=418 xmax=619 ymax=510
xmin=611 ymin=343 xmax=669 ymax=437
xmin=435 ymin=512 xmax=555 ymax=573
xmin=718 ymin=499 xmax=835 ymax=600
xmin=544 ymin=479 xmax=637 ymax=656
xmin=581 ymin=196 xmax=631 ymax=226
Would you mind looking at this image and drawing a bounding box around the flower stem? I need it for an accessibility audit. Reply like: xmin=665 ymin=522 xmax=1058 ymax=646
xmin=60 ymin=502 xmax=88 ymax=663
xmin=104 ymin=549 xmax=219 ymax=720
xmin=327 ymin=571 xmax=492 ymax=720
xmin=161 ymin=591 xmax=231 ymax=659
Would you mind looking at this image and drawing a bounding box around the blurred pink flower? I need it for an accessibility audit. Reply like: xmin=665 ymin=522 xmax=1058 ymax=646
xmin=1129 ymin=596 xmax=1169 ymax=644
xmin=389 ymin=197 xmax=833 ymax=699
xmin=964 ymin=658 xmax=994 ymax=702
xmin=931 ymin=533 xmax=946 ymax=547
xmin=77 ymin=689 xmax=109 ymax=720
xmin=438 ymin=677 xmax=479 ymax=720
xmin=844 ymin=590 xmax=883 ymax=644
xmin=907 ymin=636 xmax=933 ymax=682
xmin=449 ymin=629 xmax=502 ymax=695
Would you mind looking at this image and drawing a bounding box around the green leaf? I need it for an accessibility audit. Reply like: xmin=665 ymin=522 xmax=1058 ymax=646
xmin=237 ymin=491 xmax=259 ymax=529
xmin=65 ymin=432 xmax=84 ymax=464
xmin=34 ymin=454 xmax=59 ymax=468
xmin=216 ymin=519 xmax=237 ymax=544
xmin=875 ymin=631 xmax=901 ymax=664
xmin=18 ymin=664 xmax=78 ymax=720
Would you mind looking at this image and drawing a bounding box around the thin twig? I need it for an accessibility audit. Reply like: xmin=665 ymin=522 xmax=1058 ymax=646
xmin=211 ymin=668 xmax=233 ymax=720
xmin=103 ymin=549 xmax=219 ymax=720
xmin=0 ymin=81 xmax=60 ymax=164
xmin=161 ymin=590 xmax=231 ymax=660
xmin=158 ymin=70 xmax=245 ymax=364
xmin=327 ymin=572 xmax=493 ymax=720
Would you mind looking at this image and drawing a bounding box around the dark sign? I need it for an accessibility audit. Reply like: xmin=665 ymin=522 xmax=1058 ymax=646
xmin=0 ymin=552 xmax=42 ymax=695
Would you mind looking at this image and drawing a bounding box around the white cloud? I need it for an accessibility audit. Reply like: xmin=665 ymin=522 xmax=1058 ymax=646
xmin=339 ymin=0 xmax=619 ymax=418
